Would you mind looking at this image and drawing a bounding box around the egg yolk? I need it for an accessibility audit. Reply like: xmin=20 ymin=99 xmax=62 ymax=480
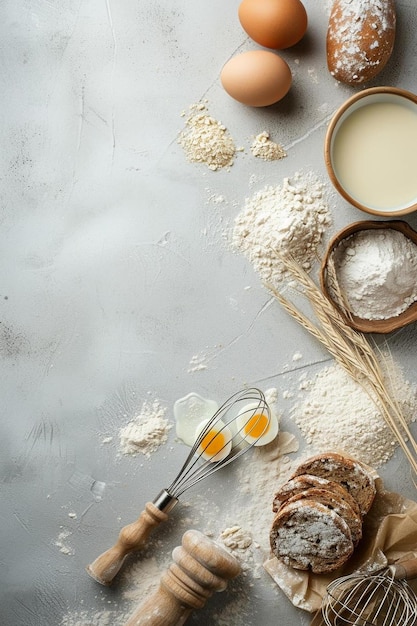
xmin=244 ymin=413 xmax=269 ymax=438
xmin=200 ymin=429 xmax=226 ymax=456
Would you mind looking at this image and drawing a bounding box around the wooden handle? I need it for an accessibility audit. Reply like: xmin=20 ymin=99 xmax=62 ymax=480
xmin=391 ymin=557 xmax=417 ymax=581
xmin=86 ymin=502 xmax=169 ymax=585
xmin=124 ymin=529 xmax=241 ymax=626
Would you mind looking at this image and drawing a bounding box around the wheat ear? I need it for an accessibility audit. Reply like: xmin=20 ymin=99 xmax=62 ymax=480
xmin=264 ymin=255 xmax=417 ymax=477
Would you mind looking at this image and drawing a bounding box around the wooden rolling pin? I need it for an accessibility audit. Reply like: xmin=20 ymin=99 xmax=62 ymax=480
xmin=124 ymin=529 xmax=241 ymax=626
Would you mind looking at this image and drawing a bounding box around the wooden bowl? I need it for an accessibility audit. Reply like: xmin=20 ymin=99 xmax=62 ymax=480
xmin=324 ymin=87 xmax=417 ymax=217
xmin=320 ymin=220 xmax=417 ymax=334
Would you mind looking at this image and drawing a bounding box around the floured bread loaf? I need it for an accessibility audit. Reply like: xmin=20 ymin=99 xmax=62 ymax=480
xmin=270 ymin=499 xmax=354 ymax=574
xmin=270 ymin=452 xmax=376 ymax=573
xmin=290 ymin=452 xmax=376 ymax=516
xmin=327 ymin=0 xmax=396 ymax=85
xmin=282 ymin=488 xmax=362 ymax=546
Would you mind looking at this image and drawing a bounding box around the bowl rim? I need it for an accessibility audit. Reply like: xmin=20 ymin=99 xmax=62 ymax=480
xmin=324 ymin=86 xmax=417 ymax=217
xmin=320 ymin=219 xmax=417 ymax=334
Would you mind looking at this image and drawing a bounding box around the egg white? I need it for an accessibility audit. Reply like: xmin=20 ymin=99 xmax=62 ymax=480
xmin=235 ymin=402 xmax=279 ymax=446
xmin=174 ymin=392 xmax=219 ymax=447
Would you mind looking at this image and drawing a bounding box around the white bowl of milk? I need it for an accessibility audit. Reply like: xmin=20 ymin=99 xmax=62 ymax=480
xmin=325 ymin=87 xmax=417 ymax=216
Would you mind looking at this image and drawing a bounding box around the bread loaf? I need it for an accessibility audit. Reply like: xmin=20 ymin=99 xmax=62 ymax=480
xmin=270 ymin=499 xmax=354 ymax=574
xmin=327 ymin=0 xmax=396 ymax=85
xmin=290 ymin=452 xmax=376 ymax=516
xmin=270 ymin=452 xmax=376 ymax=573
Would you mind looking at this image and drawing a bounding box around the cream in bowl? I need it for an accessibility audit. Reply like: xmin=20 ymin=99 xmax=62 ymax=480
xmin=325 ymin=87 xmax=417 ymax=216
xmin=320 ymin=220 xmax=417 ymax=334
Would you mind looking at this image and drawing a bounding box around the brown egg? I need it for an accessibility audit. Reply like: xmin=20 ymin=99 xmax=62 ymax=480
xmin=221 ymin=50 xmax=292 ymax=107
xmin=238 ymin=0 xmax=308 ymax=49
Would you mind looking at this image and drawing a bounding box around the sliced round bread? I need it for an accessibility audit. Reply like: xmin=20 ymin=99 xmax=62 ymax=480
xmin=270 ymin=498 xmax=354 ymax=574
xmin=282 ymin=487 xmax=362 ymax=546
xmin=272 ymin=473 xmax=361 ymax=519
xmin=289 ymin=452 xmax=376 ymax=516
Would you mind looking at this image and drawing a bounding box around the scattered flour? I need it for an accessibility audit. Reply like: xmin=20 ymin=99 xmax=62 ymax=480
xmin=61 ymin=610 xmax=118 ymax=626
xmin=291 ymin=358 xmax=417 ymax=468
xmin=121 ymin=556 xmax=165 ymax=604
xmin=187 ymin=352 xmax=208 ymax=373
xmin=220 ymin=525 xmax=253 ymax=551
xmin=119 ymin=400 xmax=172 ymax=457
xmin=250 ymin=131 xmax=286 ymax=161
xmin=231 ymin=171 xmax=331 ymax=285
xmin=55 ymin=528 xmax=74 ymax=556
xmin=61 ymin=554 xmax=167 ymax=626
xmin=187 ymin=344 xmax=224 ymax=372
xmin=178 ymin=102 xmax=237 ymax=171
xmin=230 ymin=432 xmax=300 ymax=554
xmin=307 ymin=66 xmax=319 ymax=84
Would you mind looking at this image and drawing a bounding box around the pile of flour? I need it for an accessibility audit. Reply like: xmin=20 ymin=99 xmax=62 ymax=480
xmin=250 ymin=131 xmax=286 ymax=161
xmin=178 ymin=102 xmax=237 ymax=171
xmin=328 ymin=228 xmax=417 ymax=320
xmin=231 ymin=171 xmax=331 ymax=284
xmin=119 ymin=400 xmax=172 ymax=457
xmin=292 ymin=358 xmax=417 ymax=468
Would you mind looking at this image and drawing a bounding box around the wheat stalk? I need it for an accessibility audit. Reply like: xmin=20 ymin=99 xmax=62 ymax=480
xmin=265 ymin=254 xmax=417 ymax=477
xmin=324 ymin=253 xmax=353 ymax=321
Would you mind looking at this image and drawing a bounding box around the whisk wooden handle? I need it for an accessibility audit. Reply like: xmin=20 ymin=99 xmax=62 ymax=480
xmin=124 ymin=529 xmax=241 ymax=626
xmin=391 ymin=557 xmax=417 ymax=580
xmin=86 ymin=502 xmax=169 ymax=585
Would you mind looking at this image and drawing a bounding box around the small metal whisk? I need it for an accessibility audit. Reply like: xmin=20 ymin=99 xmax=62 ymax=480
xmin=322 ymin=558 xmax=417 ymax=626
xmin=87 ymin=387 xmax=271 ymax=585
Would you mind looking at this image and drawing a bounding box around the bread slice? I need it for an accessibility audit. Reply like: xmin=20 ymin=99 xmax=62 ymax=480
xmin=289 ymin=452 xmax=376 ymax=516
xmin=282 ymin=487 xmax=362 ymax=546
xmin=270 ymin=498 xmax=354 ymax=574
xmin=272 ymin=474 xmax=361 ymax=518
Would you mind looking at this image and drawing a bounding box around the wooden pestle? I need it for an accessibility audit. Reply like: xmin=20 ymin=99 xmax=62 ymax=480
xmin=124 ymin=529 xmax=241 ymax=626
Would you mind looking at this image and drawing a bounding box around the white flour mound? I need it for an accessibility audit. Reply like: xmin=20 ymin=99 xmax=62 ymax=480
xmin=119 ymin=400 xmax=171 ymax=457
xmin=292 ymin=358 xmax=417 ymax=468
xmin=232 ymin=171 xmax=331 ymax=285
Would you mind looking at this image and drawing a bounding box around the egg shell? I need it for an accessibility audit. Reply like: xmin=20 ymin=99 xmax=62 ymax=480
xmin=221 ymin=50 xmax=292 ymax=107
xmin=238 ymin=0 xmax=308 ymax=50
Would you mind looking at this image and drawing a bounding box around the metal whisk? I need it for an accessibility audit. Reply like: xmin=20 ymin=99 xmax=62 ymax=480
xmin=322 ymin=558 xmax=417 ymax=626
xmin=87 ymin=387 xmax=271 ymax=585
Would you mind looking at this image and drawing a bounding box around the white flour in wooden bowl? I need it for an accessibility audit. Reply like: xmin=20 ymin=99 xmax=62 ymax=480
xmin=328 ymin=228 xmax=417 ymax=320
